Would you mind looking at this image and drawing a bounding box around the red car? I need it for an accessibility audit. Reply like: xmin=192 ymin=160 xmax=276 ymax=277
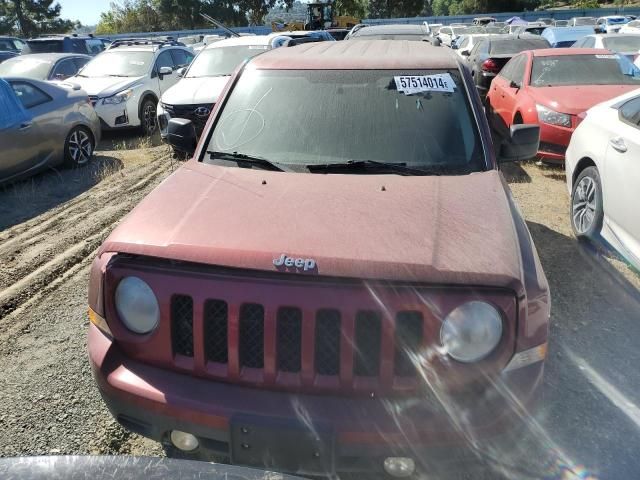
xmin=487 ymin=48 xmax=640 ymax=163
xmin=88 ymin=41 xmax=550 ymax=477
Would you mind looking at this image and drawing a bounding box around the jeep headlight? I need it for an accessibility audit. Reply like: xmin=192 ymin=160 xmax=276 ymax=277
xmin=115 ymin=276 xmax=160 ymax=334
xmin=440 ymin=301 xmax=503 ymax=363
xmin=536 ymin=104 xmax=572 ymax=128
xmin=103 ymin=88 xmax=133 ymax=105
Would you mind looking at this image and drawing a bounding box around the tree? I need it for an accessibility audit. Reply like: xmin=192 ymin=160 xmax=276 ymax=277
xmin=334 ymin=0 xmax=368 ymax=19
xmin=238 ymin=0 xmax=293 ymax=26
xmin=0 ymin=0 xmax=77 ymax=36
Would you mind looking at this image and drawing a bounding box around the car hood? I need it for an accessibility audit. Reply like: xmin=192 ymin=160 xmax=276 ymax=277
xmin=529 ymin=84 xmax=638 ymax=115
xmin=69 ymin=75 xmax=144 ymax=97
xmin=161 ymin=75 xmax=230 ymax=105
xmin=101 ymin=164 xmax=524 ymax=290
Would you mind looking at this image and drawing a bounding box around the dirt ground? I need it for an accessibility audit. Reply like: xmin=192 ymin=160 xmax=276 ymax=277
xmin=0 ymin=140 xmax=639 ymax=479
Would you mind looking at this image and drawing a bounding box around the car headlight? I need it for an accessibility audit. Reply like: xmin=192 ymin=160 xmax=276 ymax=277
xmin=440 ymin=301 xmax=503 ymax=363
xmin=115 ymin=276 xmax=160 ymax=334
xmin=103 ymin=88 xmax=133 ymax=105
xmin=536 ymin=104 xmax=572 ymax=127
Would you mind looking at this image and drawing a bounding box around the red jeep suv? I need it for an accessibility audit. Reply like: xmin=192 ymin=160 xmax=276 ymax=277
xmin=88 ymin=41 xmax=550 ymax=477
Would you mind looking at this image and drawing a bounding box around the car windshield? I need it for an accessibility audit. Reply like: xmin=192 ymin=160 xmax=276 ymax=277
xmin=530 ymin=54 xmax=640 ymax=86
xmin=525 ymin=27 xmax=546 ymax=35
xmin=602 ymin=35 xmax=640 ymax=52
xmin=206 ymin=69 xmax=484 ymax=173
xmin=186 ymin=45 xmax=269 ymax=78
xmin=0 ymin=57 xmax=51 ymax=80
xmin=0 ymin=38 xmax=20 ymax=50
xmin=25 ymin=40 xmax=64 ymax=53
xmin=490 ymin=39 xmax=549 ymax=54
xmin=452 ymin=27 xmax=467 ymax=35
xmin=78 ymin=50 xmax=153 ymax=77
xmin=574 ymin=17 xmax=596 ymax=25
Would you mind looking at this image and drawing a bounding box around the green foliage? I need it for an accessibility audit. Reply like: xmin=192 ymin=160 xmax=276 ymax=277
xmin=0 ymin=0 xmax=78 ymax=36
xmin=334 ymin=0 xmax=368 ymax=18
xmin=572 ymin=0 xmax=599 ymax=7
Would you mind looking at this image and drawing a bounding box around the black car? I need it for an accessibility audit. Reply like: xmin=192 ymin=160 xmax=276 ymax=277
xmin=23 ymin=35 xmax=106 ymax=56
xmin=0 ymin=51 xmax=18 ymax=63
xmin=0 ymin=36 xmax=26 ymax=53
xmin=465 ymin=36 xmax=549 ymax=99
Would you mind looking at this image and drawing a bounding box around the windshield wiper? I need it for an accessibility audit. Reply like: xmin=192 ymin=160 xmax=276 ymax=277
xmin=307 ymin=160 xmax=437 ymax=176
xmin=207 ymin=151 xmax=293 ymax=172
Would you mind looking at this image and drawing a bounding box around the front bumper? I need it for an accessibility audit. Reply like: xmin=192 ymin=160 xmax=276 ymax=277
xmin=537 ymin=121 xmax=574 ymax=162
xmin=94 ymin=98 xmax=140 ymax=130
xmin=89 ymin=324 xmax=544 ymax=475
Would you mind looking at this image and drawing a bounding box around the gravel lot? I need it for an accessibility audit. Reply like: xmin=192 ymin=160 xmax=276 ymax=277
xmin=0 ymin=141 xmax=639 ymax=479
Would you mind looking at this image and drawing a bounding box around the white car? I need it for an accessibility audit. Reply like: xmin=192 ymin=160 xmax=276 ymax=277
xmin=70 ymin=39 xmax=195 ymax=134
xmin=620 ymin=20 xmax=640 ymax=34
xmin=157 ymin=35 xmax=271 ymax=140
xmin=565 ymin=88 xmax=640 ymax=269
xmin=572 ymin=34 xmax=640 ymax=56
xmin=454 ymin=34 xmax=495 ymax=58
xmin=595 ymin=16 xmax=629 ymax=34
xmin=437 ymin=25 xmax=467 ymax=47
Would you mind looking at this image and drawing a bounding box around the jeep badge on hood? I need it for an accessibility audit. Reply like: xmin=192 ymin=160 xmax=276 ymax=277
xmin=273 ymin=254 xmax=316 ymax=271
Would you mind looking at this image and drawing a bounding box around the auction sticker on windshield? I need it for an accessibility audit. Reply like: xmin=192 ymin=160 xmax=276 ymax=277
xmin=394 ymin=73 xmax=456 ymax=95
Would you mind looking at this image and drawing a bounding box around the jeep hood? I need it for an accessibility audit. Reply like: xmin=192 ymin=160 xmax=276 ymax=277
xmin=101 ymin=163 xmax=525 ymax=290
xmin=69 ymin=75 xmax=144 ymax=97
xmin=161 ymin=75 xmax=230 ymax=105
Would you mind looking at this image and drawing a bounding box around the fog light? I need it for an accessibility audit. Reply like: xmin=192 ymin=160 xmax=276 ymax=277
xmin=170 ymin=430 xmax=199 ymax=451
xmin=384 ymin=457 xmax=415 ymax=478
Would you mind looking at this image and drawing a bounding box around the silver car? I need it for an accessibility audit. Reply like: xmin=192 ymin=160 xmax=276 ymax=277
xmin=0 ymin=53 xmax=91 ymax=81
xmin=0 ymin=77 xmax=100 ymax=184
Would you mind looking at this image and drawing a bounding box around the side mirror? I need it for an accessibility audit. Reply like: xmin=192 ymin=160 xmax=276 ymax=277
xmin=461 ymin=49 xmax=470 ymax=56
xmin=509 ymin=80 xmax=521 ymax=89
xmin=167 ymin=118 xmax=197 ymax=156
xmin=54 ymin=73 xmax=68 ymax=80
xmin=499 ymin=124 xmax=540 ymax=163
xmin=158 ymin=66 xmax=173 ymax=78
xmin=432 ymin=37 xmax=442 ymax=47
xmin=176 ymin=66 xmax=186 ymax=77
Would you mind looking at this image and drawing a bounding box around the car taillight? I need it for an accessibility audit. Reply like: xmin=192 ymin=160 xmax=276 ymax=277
xmin=481 ymin=58 xmax=500 ymax=74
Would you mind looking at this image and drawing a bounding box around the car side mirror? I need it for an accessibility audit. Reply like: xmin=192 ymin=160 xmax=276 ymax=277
xmin=461 ymin=49 xmax=470 ymax=56
xmin=499 ymin=124 xmax=540 ymax=163
xmin=167 ymin=118 xmax=197 ymax=156
xmin=509 ymin=80 xmax=521 ymax=89
xmin=176 ymin=67 xmax=186 ymax=77
xmin=158 ymin=66 xmax=173 ymax=78
xmin=54 ymin=73 xmax=68 ymax=80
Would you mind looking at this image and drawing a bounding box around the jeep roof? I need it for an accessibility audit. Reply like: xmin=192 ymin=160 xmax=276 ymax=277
xmin=250 ymin=40 xmax=457 ymax=70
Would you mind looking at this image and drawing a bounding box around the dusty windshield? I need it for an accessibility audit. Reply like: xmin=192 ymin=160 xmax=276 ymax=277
xmin=186 ymin=45 xmax=269 ymax=78
xmin=78 ymin=51 xmax=153 ymax=77
xmin=602 ymin=35 xmax=640 ymax=52
xmin=531 ymin=54 xmax=640 ymax=86
xmin=207 ymin=69 xmax=484 ymax=172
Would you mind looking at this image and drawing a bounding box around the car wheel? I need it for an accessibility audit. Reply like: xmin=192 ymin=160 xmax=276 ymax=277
xmin=63 ymin=126 xmax=94 ymax=167
xmin=140 ymin=98 xmax=158 ymax=136
xmin=571 ymin=166 xmax=604 ymax=241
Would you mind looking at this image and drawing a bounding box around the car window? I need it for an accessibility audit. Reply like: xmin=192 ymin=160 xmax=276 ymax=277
xmin=489 ymin=39 xmax=549 ymax=54
xmin=530 ymin=54 xmax=640 ymax=87
xmin=619 ymin=96 xmax=640 ymax=127
xmin=509 ymin=55 xmax=526 ymax=85
xmin=170 ymin=49 xmax=193 ymax=68
xmin=25 ymin=40 xmax=64 ymax=53
xmin=583 ymin=37 xmax=596 ymax=48
xmin=71 ymin=39 xmax=87 ymax=54
xmin=499 ymin=56 xmax=515 ymax=81
xmin=155 ymin=50 xmax=174 ymax=70
xmin=440 ymin=27 xmax=451 ymax=35
xmin=0 ymin=39 xmax=15 ymax=50
xmin=9 ymin=81 xmax=52 ymax=109
xmin=73 ymin=57 xmax=90 ymax=70
xmin=469 ymin=42 xmax=481 ymax=57
xmin=206 ymin=69 xmax=484 ymax=172
xmin=85 ymin=39 xmax=104 ymax=55
xmin=602 ymin=35 xmax=640 ymax=53
xmin=459 ymin=37 xmax=470 ymax=49
xmin=52 ymin=59 xmax=77 ymax=80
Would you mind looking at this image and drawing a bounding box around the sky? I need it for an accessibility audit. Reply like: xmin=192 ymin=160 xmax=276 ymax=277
xmin=57 ymin=0 xmax=112 ymax=26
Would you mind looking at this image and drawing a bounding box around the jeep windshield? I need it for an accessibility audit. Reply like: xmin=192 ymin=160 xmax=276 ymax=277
xmin=185 ymin=45 xmax=270 ymax=78
xmin=78 ymin=51 xmax=153 ymax=77
xmin=205 ymin=69 xmax=485 ymax=174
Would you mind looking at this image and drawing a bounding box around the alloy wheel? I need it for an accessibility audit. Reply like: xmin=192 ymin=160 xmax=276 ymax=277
xmin=68 ymin=129 xmax=93 ymax=165
xmin=572 ymin=176 xmax=597 ymax=234
xmin=143 ymin=102 xmax=157 ymax=134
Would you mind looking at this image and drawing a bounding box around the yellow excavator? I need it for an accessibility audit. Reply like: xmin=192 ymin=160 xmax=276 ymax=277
xmin=271 ymin=2 xmax=359 ymax=32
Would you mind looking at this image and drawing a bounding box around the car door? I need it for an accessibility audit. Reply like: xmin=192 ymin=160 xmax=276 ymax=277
xmin=50 ymin=58 xmax=78 ymax=81
xmin=603 ymin=96 xmax=640 ymax=262
xmin=494 ymin=54 xmax=526 ymax=126
xmin=0 ymin=80 xmax=49 ymax=179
